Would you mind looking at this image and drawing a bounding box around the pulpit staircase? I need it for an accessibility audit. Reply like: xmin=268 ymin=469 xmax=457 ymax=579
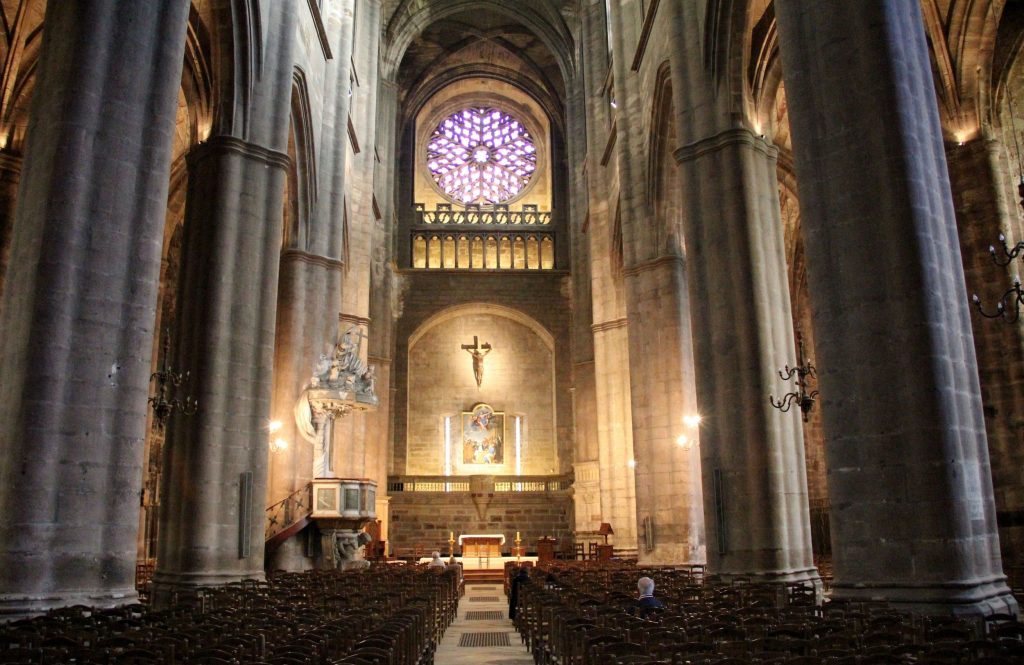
xmin=265 ymin=483 xmax=313 ymax=556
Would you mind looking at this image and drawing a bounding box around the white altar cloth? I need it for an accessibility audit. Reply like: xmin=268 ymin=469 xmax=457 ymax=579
xmin=457 ymin=533 xmax=506 ymax=545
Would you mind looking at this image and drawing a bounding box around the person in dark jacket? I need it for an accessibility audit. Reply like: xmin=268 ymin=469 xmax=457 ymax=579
xmin=636 ymin=576 xmax=664 ymax=615
xmin=508 ymin=567 xmax=530 ymax=619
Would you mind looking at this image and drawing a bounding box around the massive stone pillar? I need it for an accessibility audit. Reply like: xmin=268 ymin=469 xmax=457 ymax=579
xmin=673 ymin=128 xmax=817 ymax=583
xmin=946 ymin=136 xmax=1024 ymax=572
xmin=332 ymin=0 xmax=382 ymax=485
xmin=665 ymin=4 xmax=817 ymax=584
xmin=606 ymin=0 xmax=703 ymax=565
xmin=153 ymin=137 xmax=290 ymax=595
xmin=0 ymin=1 xmax=189 ymax=617
xmin=0 ymin=151 xmax=21 ymax=313
xmin=368 ymin=76 xmax=399 ymax=537
xmin=775 ymin=1 xmax=1016 ymax=614
xmin=579 ymin=0 xmax=637 ymax=553
xmin=154 ymin=2 xmax=297 ymax=597
xmin=267 ymin=0 xmax=356 ymax=571
xmin=593 ymin=321 xmax=638 ymax=551
xmin=621 ymin=258 xmax=703 ymax=563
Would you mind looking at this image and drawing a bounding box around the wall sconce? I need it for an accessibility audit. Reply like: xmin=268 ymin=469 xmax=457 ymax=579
xmin=148 ymin=330 xmax=198 ymax=429
xmin=683 ymin=414 xmax=702 ymax=428
xmin=972 ymin=234 xmax=1024 ymax=322
xmin=769 ymin=335 xmax=819 ymax=422
xmin=268 ymin=420 xmax=288 ymax=453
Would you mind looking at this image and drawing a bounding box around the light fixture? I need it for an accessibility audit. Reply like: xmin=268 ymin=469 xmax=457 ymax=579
xmin=268 ymin=420 xmax=283 ymax=433
xmin=676 ymin=435 xmax=689 ymax=447
xmin=271 ymin=437 xmax=289 ymax=453
xmin=769 ymin=334 xmax=819 ymax=422
xmin=683 ymin=414 xmax=702 ymax=428
xmin=972 ymin=234 xmax=1024 ymax=322
xmin=627 ymin=459 xmax=636 ymax=468
xmin=148 ymin=330 xmax=198 ymax=429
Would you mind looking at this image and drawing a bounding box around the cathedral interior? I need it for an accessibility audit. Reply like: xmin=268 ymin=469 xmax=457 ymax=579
xmin=3 ymin=0 xmax=1024 ymax=662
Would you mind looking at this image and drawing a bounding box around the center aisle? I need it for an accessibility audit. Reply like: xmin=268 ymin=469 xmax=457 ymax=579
xmin=434 ymin=581 xmax=534 ymax=665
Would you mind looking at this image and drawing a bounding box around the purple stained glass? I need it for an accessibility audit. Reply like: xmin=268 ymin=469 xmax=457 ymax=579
xmin=427 ymin=107 xmax=537 ymax=204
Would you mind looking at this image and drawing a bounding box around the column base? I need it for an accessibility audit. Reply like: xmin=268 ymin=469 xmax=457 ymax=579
xmin=832 ymin=578 xmax=1019 ymax=617
xmin=712 ymin=566 xmax=824 ymax=604
xmin=150 ymin=569 xmax=266 ymax=608
xmin=0 ymin=588 xmax=140 ymax=622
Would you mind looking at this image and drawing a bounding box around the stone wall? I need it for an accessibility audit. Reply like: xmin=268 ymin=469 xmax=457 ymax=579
xmin=406 ymin=310 xmax=556 ymax=475
xmin=391 ymin=270 xmax=574 ymax=475
xmin=388 ymin=488 xmax=574 ymax=555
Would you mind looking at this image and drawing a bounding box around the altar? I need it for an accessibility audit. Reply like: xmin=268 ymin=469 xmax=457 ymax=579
xmin=458 ymin=533 xmax=505 ymax=558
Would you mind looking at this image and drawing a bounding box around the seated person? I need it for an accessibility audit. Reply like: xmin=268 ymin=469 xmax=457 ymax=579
xmin=636 ymin=576 xmax=665 ymax=615
xmin=427 ymin=551 xmax=447 ymax=569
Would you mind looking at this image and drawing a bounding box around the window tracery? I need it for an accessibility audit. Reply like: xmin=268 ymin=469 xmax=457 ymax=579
xmin=426 ymin=107 xmax=537 ymax=205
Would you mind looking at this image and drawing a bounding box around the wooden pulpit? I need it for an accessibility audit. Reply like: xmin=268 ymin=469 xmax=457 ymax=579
xmin=537 ymin=536 xmax=557 ymax=561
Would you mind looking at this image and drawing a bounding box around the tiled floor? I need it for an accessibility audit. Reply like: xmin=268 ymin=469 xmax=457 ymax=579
xmin=434 ymin=584 xmax=534 ymax=665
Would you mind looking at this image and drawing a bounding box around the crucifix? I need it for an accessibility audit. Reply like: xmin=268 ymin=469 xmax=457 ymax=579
xmin=461 ymin=336 xmax=492 ymax=388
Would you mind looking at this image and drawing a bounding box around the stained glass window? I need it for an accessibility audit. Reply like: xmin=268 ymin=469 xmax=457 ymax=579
xmin=426 ymin=107 xmax=537 ymax=205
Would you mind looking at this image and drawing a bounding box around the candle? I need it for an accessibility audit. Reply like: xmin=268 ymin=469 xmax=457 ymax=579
xmin=516 ymin=531 xmax=520 ymax=540
xmin=450 ymin=531 xmax=454 ymax=540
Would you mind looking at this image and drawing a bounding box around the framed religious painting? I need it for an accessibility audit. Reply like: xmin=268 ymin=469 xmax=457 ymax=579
xmin=462 ymin=403 xmax=505 ymax=465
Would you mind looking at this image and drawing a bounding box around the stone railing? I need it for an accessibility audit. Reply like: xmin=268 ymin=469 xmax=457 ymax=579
xmin=413 ymin=204 xmax=551 ymax=226
xmin=410 ymin=204 xmax=556 ymax=270
xmin=410 ymin=229 xmax=555 ymax=270
xmin=387 ymin=473 xmax=572 ymax=494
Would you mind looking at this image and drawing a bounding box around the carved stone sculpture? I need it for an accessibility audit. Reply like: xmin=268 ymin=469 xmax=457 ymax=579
xmin=295 ymin=325 xmax=379 ymax=479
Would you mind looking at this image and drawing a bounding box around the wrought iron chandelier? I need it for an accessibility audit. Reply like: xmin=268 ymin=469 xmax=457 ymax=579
xmin=769 ymin=335 xmax=819 ymax=422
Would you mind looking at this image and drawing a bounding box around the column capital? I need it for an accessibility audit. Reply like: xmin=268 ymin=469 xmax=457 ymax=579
xmin=674 ymin=127 xmax=777 ymax=165
xmin=280 ymin=248 xmax=345 ymax=272
xmin=187 ymin=135 xmax=290 ymax=171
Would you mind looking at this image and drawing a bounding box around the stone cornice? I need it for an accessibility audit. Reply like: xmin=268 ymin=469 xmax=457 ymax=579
xmin=674 ymin=127 xmax=778 ymax=165
xmin=188 ymin=136 xmax=290 ymax=171
xmin=339 ymin=313 xmax=371 ymax=326
xmin=591 ymin=318 xmax=628 ymax=334
xmin=280 ymin=248 xmax=344 ymax=271
xmin=368 ymin=355 xmax=391 ymax=366
xmin=623 ymin=254 xmax=685 ymax=277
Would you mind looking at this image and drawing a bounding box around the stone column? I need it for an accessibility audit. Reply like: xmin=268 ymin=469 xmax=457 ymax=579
xmin=367 ymin=76 xmax=399 ymax=542
xmin=0 ymin=1 xmax=189 ymax=617
xmin=153 ymin=137 xmax=290 ymax=596
xmin=333 ymin=0 xmax=382 ymax=484
xmin=660 ymin=1 xmax=817 ymax=583
xmin=672 ymin=128 xmax=817 ymax=584
xmin=775 ymin=0 xmax=1016 ymax=614
xmin=606 ymin=0 xmax=704 ymax=565
xmin=267 ymin=0 xmax=356 ymax=570
xmin=0 ymin=151 xmax=21 ymax=313
xmin=593 ymin=320 xmax=639 ymax=551
xmin=946 ymin=136 xmax=1024 ymax=571
xmin=578 ymin=0 xmax=637 ymax=552
xmin=621 ymin=258 xmax=704 ymax=563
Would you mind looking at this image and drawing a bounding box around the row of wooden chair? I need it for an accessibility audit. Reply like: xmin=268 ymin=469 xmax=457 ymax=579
xmin=0 ymin=564 xmax=460 ymax=665
xmin=512 ymin=562 xmax=1023 ymax=665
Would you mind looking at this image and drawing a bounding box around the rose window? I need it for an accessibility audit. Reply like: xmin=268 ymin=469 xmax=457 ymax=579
xmin=426 ymin=108 xmax=537 ymax=205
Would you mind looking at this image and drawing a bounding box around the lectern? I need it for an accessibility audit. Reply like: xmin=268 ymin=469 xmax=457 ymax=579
xmin=537 ymin=536 xmax=557 ymax=561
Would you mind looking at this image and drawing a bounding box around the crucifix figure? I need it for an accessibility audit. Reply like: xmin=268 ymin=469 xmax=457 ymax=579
xmin=461 ymin=336 xmax=492 ymax=388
